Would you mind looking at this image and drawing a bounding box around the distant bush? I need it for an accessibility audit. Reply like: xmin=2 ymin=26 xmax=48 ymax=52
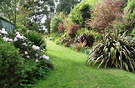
xmin=86 ymin=31 xmax=135 ymax=73
xmin=68 ymin=24 xmax=81 ymax=37
xmin=69 ymin=0 xmax=93 ymax=26
xmin=113 ymin=0 xmax=135 ymax=34
xmin=77 ymin=28 xmax=100 ymax=41
xmin=50 ymin=12 xmax=65 ymax=33
xmin=74 ymin=33 xmax=95 ymax=48
xmin=58 ymin=22 xmax=65 ymax=32
xmin=0 ymin=38 xmax=24 ymax=87
xmin=90 ymin=0 xmax=125 ymax=33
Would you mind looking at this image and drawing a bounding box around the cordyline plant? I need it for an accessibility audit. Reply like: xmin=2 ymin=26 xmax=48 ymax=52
xmin=86 ymin=31 xmax=135 ymax=73
xmin=89 ymin=0 xmax=125 ymax=33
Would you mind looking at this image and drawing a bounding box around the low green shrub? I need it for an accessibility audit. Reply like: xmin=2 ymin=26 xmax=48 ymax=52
xmin=86 ymin=31 xmax=135 ymax=73
xmin=0 ymin=38 xmax=24 ymax=87
xmin=16 ymin=24 xmax=26 ymax=32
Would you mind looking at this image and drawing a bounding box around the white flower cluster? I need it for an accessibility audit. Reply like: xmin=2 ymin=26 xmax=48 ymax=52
xmin=0 ymin=28 xmax=7 ymax=35
xmin=14 ymin=32 xmax=25 ymax=41
xmin=3 ymin=37 xmax=13 ymax=42
xmin=32 ymin=45 xmax=40 ymax=50
xmin=0 ymin=28 xmax=13 ymax=42
xmin=35 ymin=54 xmax=49 ymax=62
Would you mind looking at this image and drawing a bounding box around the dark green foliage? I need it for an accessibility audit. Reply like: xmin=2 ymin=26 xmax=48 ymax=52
xmin=24 ymin=30 xmax=46 ymax=49
xmin=31 ymin=22 xmax=39 ymax=32
xmin=74 ymin=33 xmax=95 ymax=47
xmin=20 ymin=58 xmax=53 ymax=87
xmin=56 ymin=0 xmax=81 ymax=15
xmin=0 ymin=38 xmax=24 ymax=87
xmin=86 ymin=31 xmax=135 ymax=73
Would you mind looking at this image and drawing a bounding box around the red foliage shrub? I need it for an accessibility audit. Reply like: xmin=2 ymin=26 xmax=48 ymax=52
xmin=58 ymin=22 xmax=65 ymax=32
xmin=90 ymin=0 xmax=125 ymax=33
xmin=68 ymin=24 xmax=81 ymax=37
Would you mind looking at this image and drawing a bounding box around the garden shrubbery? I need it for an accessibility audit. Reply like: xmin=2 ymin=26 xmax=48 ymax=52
xmin=0 ymin=37 xmax=24 ymax=87
xmin=89 ymin=0 xmax=125 ymax=33
xmin=50 ymin=12 xmax=65 ymax=33
xmin=0 ymin=28 xmax=53 ymax=87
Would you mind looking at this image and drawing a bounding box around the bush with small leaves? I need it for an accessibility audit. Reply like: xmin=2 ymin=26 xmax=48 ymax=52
xmin=0 ymin=38 xmax=24 ymax=87
xmin=86 ymin=31 xmax=135 ymax=73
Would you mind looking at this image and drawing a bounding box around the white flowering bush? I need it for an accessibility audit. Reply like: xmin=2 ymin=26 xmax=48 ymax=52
xmin=0 ymin=28 xmax=53 ymax=87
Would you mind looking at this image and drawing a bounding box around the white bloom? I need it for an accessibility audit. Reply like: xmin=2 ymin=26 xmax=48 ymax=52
xmin=35 ymin=53 xmax=38 ymax=57
xmin=25 ymin=51 xmax=28 ymax=55
xmin=2 ymin=28 xmax=5 ymax=31
xmin=14 ymin=37 xmax=18 ymax=41
xmin=32 ymin=45 xmax=40 ymax=50
xmin=1 ymin=29 xmax=7 ymax=35
xmin=3 ymin=37 xmax=9 ymax=42
xmin=42 ymin=55 xmax=49 ymax=60
xmin=22 ymin=43 xmax=27 ymax=46
xmin=16 ymin=32 xmax=20 ymax=35
xmin=16 ymin=34 xmax=24 ymax=39
xmin=9 ymin=39 xmax=13 ymax=42
xmin=35 ymin=59 xmax=39 ymax=62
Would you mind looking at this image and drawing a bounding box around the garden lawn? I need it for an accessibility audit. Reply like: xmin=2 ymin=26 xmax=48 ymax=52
xmin=34 ymin=40 xmax=135 ymax=88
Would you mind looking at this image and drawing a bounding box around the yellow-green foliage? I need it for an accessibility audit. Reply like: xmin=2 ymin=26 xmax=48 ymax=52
xmin=68 ymin=0 xmax=98 ymax=26
xmin=50 ymin=12 xmax=65 ymax=33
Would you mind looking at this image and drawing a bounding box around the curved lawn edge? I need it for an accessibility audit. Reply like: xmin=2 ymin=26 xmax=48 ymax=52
xmin=34 ymin=40 xmax=135 ymax=88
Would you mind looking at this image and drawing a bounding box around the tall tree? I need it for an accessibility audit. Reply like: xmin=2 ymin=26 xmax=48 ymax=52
xmin=56 ymin=0 xmax=82 ymax=15
xmin=23 ymin=0 xmax=55 ymax=27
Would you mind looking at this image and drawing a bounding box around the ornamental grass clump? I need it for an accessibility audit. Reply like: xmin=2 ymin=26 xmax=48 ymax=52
xmin=86 ymin=31 xmax=135 ymax=73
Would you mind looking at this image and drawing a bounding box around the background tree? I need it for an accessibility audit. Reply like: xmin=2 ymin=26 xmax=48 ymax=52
xmin=56 ymin=0 xmax=82 ymax=15
xmin=23 ymin=0 xmax=55 ymax=27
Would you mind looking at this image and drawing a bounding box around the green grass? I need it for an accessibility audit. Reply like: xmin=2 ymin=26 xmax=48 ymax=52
xmin=34 ymin=40 xmax=135 ymax=88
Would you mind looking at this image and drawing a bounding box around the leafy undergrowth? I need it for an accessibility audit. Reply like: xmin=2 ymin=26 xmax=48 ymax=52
xmin=34 ymin=40 xmax=135 ymax=88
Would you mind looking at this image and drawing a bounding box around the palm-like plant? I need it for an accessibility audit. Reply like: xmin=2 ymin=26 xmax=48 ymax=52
xmin=24 ymin=31 xmax=46 ymax=49
xmin=86 ymin=31 xmax=135 ymax=73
